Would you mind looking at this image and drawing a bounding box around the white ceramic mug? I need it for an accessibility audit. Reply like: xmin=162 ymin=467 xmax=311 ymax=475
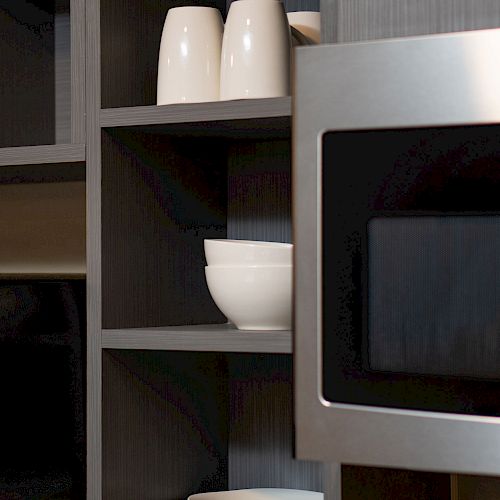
xmin=220 ymin=0 xmax=291 ymax=100
xmin=157 ymin=7 xmax=223 ymax=105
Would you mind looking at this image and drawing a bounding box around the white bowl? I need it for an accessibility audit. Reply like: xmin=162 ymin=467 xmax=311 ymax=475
xmin=188 ymin=489 xmax=323 ymax=500
xmin=205 ymin=265 xmax=292 ymax=330
xmin=204 ymin=239 xmax=292 ymax=267
xmin=286 ymin=11 xmax=321 ymax=44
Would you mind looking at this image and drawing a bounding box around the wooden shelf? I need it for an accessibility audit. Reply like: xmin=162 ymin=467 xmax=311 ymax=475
xmin=102 ymin=323 xmax=292 ymax=353
xmin=100 ymin=97 xmax=291 ymax=129
xmin=0 ymin=144 xmax=85 ymax=167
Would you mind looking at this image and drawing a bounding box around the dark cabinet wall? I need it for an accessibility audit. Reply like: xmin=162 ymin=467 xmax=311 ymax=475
xmin=322 ymin=0 xmax=500 ymax=43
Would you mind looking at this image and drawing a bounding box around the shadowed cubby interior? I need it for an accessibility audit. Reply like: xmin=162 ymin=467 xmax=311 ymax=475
xmin=102 ymin=350 xmax=322 ymax=500
xmin=0 ymin=0 xmax=71 ymax=147
xmin=101 ymin=122 xmax=291 ymax=329
xmin=0 ymin=279 xmax=86 ymax=499
xmin=100 ymin=0 xmax=319 ymax=108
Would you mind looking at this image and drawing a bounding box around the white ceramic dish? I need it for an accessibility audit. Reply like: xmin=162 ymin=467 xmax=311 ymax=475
xmin=188 ymin=489 xmax=323 ymax=500
xmin=205 ymin=265 xmax=292 ymax=330
xmin=204 ymin=239 xmax=292 ymax=266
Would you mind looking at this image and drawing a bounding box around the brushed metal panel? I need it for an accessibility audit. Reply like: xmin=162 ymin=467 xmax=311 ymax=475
xmin=294 ymin=30 xmax=500 ymax=472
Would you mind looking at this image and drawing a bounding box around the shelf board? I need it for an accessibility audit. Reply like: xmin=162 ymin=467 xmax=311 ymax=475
xmin=0 ymin=144 xmax=85 ymax=167
xmin=102 ymin=323 xmax=292 ymax=354
xmin=100 ymin=97 xmax=291 ymax=137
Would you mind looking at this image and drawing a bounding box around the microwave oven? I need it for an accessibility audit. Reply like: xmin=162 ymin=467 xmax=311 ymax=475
xmin=294 ymin=28 xmax=500 ymax=474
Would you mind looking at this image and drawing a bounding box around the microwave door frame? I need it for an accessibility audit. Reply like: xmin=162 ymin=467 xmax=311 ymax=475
xmin=293 ymin=29 xmax=500 ymax=474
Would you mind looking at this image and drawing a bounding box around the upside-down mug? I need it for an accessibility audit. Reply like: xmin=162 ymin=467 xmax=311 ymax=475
xmin=220 ymin=0 xmax=291 ymax=100
xmin=157 ymin=6 xmax=223 ymax=105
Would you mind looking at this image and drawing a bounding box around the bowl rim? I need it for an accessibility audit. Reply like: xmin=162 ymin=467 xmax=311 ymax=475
xmin=205 ymin=264 xmax=292 ymax=270
xmin=205 ymin=239 xmax=292 ymax=248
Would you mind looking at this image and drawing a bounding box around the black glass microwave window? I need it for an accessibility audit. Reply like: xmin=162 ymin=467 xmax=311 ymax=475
xmin=369 ymin=216 xmax=500 ymax=379
xmin=321 ymin=125 xmax=500 ymax=416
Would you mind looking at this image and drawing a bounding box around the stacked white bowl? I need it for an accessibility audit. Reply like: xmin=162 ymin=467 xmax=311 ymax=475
xmin=204 ymin=239 xmax=293 ymax=330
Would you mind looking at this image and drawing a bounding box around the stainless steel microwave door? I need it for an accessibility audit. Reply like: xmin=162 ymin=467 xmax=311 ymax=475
xmin=294 ymin=28 xmax=500 ymax=474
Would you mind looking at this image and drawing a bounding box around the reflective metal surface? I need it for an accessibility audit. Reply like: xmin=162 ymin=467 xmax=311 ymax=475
xmin=293 ymin=28 xmax=500 ymax=473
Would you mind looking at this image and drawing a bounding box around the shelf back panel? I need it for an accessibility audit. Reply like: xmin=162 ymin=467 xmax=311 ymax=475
xmin=227 ymin=140 xmax=291 ymax=244
xmin=101 ymin=129 xmax=227 ymax=329
xmin=228 ymin=354 xmax=323 ymax=491
xmin=101 ymin=0 xmax=227 ymax=109
xmin=103 ymin=351 xmax=323 ymax=499
xmin=0 ymin=1 xmax=72 ymax=147
xmin=102 ymin=350 xmax=229 ymax=500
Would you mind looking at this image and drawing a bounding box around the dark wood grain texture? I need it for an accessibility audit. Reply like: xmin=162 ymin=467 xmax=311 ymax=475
xmin=102 ymin=351 xmax=322 ymax=499
xmin=100 ymin=98 xmax=291 ymax=127
xmin=71 ymin=0 xmax=86 ymax=143
xmin=102 ymin=324 xmax=292 ymax=353
xmin=0 ymin=0 xmax=79 ymax=147
xmin=228 ymin=140 xmax=291 ymax=243
xmin=101 ymin=0 xmax=226 ymax=109
xmin=86 ymin=0 xmax=102 ymax=498
xmin=102 ymin=350 xmax=229 ymax=500
xmin=55 ymin=10 xmax=71 ymax=143
xmin=0 ymin=2 xmax=55 ymax=147
xmin=0 ymin=144 xmax=85 ymax=166
xmin=101 ymin=128 xmax=227 ymax=329
xmin=323 ymin=0 xmax=500 ymax=43
xmin=228 ymin=354 xmax=323 ymax=490
xmin=225 ymin=0 xmax=319 ymax=14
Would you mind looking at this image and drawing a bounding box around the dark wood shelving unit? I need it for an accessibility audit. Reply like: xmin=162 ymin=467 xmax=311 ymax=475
xmin=0 ymin=0 xmax=477 ymax=498
xmin=102 ymin=324 xmax=292 ymax=353
xmin=3 ymin=0 xmax=499 ymax=498
xmin=0 ymin=0 xmax=87 ymax=498
xmin=100 ymin=97 xmax=292 ymax=128
xmin=91 ymin=0 xmax=316 ymax=498
xmin=0 ymin=143 xmax=85 ymax=167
